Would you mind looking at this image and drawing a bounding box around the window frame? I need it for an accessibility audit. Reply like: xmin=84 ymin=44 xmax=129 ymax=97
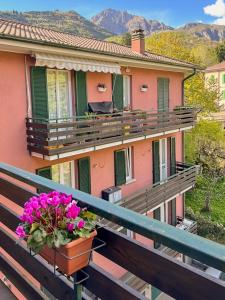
xmin=52 ymin=161 xmax=75 ymax=188
xmin=123 ymin=75 xmax=131 ymax=109
xmin=124 ymin=147 xmax=133 ymax=182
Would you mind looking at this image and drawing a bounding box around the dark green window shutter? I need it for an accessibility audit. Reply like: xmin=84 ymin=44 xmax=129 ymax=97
xmin=223 ymin=74 xmax=225 ymax=84
xmin=75 ymin=71 xmax=88 ymax=116
xmin=31 ymin=66 xmax=48 ymax=119
xmin=171 ymin=198 xmax=177 ymax=226
xmin=112 ymin=74 xmax=123 ymax=111
xmin=153 ymin=207 xmax=161 ymax=249
xmin=78 ymin=157 xmax=91 ymax=193
xmin=152 ymin=141 xmax=160 ymax=184
xmin=114 ymin=150 xmax=126 ymax=186
xmin=36 ymin=167 xmax=52 ymax=193
xmin=170 ymin=137 xmax=176 ymax=176
xmin=157 ymin=78 xmax=169 ymax=112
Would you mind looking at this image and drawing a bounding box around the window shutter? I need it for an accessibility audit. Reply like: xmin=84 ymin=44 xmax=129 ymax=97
xmin=75 ymin=71 xmax=88 ymax=116
xmin=171 ymin=198 xmax=177 ymax=226
xmin=153 ymin=207 xmax=161 ymax=249
xmin=223 ymin=74 xmax=225 ymax=84
xmin=152 ymin=141 xmax=160 ymax=184
xmin=36 ymin=167 xmax=52 ymax=193
xmin=112 ymin=74 xmax=123 ymax=111
xmin=31 ymin=66 xmax=48 ymax=119
xmin=157 ymin=78 xmax=169 ymax=112
xmin=78 ymin=157 xmax=91 ymax=193
xmin=114 ymin=150 xmax=126 ymax=186
xmin=170 ymin=137 xmax=176 ymax=176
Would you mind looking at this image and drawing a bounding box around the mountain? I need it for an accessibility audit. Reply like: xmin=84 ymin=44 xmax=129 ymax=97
xmin=179 ymin=23 xmax=225 ymax=42
xmin=0 ymin=10 xmax=112 ymax=39
xmin=91 ymin=9 xmax=173 ymax=35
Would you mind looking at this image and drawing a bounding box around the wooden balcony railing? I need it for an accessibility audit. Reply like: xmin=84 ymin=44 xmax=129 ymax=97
xmin=1 ymin=162 xmax=224 ymax=300
xmin=119 ymin=162 xmax=196 ymax=214
xmin=26 ymin=108 xmax=196 ymax=159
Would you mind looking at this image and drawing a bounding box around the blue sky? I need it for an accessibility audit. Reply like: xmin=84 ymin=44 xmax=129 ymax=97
xmin=0 ymin=0 xmax=224 ymax=27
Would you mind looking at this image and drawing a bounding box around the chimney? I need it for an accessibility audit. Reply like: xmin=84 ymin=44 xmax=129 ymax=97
xmin=131 ymin=29 xmax=145 ymax=54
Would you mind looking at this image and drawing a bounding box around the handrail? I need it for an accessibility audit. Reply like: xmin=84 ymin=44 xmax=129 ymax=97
xmin=0 ymin=162 xmax=224 ymax=273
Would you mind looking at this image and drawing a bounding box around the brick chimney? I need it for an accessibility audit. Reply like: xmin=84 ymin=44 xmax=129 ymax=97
xmin=131 ymin=29 xmax=145 ymax=54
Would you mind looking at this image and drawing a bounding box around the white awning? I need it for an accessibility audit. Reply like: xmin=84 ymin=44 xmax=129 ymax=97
xmin=34 ymin=53 xmax=121 ymax=74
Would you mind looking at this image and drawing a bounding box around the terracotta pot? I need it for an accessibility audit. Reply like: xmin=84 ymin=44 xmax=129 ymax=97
xmin=40 ymin=230 xmax=97 ymax=275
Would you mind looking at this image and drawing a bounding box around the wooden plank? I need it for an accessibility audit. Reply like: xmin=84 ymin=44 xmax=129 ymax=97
xmin=0 ymin=162 xmax=224 ymax=272
xmin=0 ymin=178 xmax=36 ymax=207
xmin=83 ymin=263 xmax=147 ymax=300
xmin=95 ymin=227 xmax=225 ymax=300
xmin=0 ymin=255 xmax=43 ymax=300
xmin=0 ymin=228 xmax=74 ymax=300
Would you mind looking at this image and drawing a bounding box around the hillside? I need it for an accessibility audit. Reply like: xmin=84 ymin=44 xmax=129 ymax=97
xmin=92 ymin=9 xmax=225 ymax=42
xmin=0 ymin=10 xmax=112 ymax=39
xmin=91 ymin=8 xmax=173 ymax=35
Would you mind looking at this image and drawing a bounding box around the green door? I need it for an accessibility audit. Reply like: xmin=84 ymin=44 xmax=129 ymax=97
xmin=112 ymin=74 xmax=123 ymax=111
xmin=75 ymin=71 xmax=88 ymax=116
xmin=170 ymin=137 xmax=176 ymax=176
xmin=36 ymin=166 xmax=52 ymax=193
xmin=152 ymin=141 xmax=160 ymax=184
xmin=31 ymin=66 xmax=48 ymax=119
xmin=114 ymin=150 xmax=126 ymax=186
xmin=157 ymin=78 xmax=169 ymax=112
xmin=78 ymin=157 xmax=91 ymax=193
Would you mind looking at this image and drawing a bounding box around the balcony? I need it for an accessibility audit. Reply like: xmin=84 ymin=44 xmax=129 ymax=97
xmin=26 ymin=107 xmax=196 ymax=160
xmin=0 ymin=162 xmax=224 ymax=300
xmin=118 ymin=162 xmax=196 ymax=214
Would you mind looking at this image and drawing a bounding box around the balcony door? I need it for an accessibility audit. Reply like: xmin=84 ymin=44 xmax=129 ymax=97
xmin=123 ymin=75 xmax=131 ymax=109
xmin=159 ymin=138 xmax=167 ymax=181
xmin=47 ymin=69 xmax=72 ymax=120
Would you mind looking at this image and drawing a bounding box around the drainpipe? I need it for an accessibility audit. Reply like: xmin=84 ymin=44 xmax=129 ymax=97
xmin=181 ymin=68 xmax=196 ymax=105
xmin=181 ymin=68 xmax=196 ymax=220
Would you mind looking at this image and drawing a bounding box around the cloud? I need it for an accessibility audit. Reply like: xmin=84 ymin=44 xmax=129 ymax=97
xmin=204 ymin=0 xmax=225 ymax=17
xmin=203 ymin=0 xmax=225 ymax=25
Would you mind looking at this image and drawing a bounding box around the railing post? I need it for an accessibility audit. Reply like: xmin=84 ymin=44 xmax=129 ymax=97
xmin=73 ymin=273 xmax=82 ymax=300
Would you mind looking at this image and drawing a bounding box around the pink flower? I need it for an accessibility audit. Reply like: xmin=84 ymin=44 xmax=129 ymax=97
xmin=67 ymin=223 xmax=74 ymax=232
xmin=51 ymin=196 xmax=60 ymax=206
xmin=16 ymin=225 xmax=26 ymax=238
xmin=31 ymin=200 xmax=40 ymax=210
xmin=35 ymin=210 xmax=41 ymax=219
xmin=77 ymin=219 xmax=85 ymax=229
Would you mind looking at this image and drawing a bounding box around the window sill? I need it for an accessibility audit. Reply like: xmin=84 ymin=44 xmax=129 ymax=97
xmin=125 ymin=178 xmax=136 ymax=185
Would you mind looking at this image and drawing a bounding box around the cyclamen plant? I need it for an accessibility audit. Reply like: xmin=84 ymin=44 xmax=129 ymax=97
xmin=15 ymin=191 xmax=96 ymax=253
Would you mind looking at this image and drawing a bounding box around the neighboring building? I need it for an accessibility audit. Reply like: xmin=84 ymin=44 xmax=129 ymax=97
xmin=0 ymin=20 xmax=198 ymax=299
xmin=205 ymin=61 xmax=225 ymax=109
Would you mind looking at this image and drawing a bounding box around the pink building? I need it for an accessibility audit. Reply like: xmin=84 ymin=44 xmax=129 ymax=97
xmin=0 ymin=20 xmax=198 ymax=298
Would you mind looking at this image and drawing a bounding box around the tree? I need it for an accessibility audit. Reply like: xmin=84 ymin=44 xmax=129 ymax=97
xmin=185 ymin=120 xmax=225 ymax=211
xmin=215 ymin=43 xmax=225 ymax=62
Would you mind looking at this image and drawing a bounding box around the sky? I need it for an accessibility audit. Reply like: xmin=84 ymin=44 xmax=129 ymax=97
xmin=0 ymin=0 xmax=225 ymax=27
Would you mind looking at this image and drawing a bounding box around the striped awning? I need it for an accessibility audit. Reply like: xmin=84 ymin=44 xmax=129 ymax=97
xmin=34 ymin=53 xmax=121 ymax=74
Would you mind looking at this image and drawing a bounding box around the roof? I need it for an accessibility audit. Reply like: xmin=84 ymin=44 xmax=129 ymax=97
xmin=205 ymin=61 xmax=225 ymax=72
xmin=0 ymin=18 xmax=198 ymax=70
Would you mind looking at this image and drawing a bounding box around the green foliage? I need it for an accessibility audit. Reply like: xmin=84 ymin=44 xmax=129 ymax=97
xmin=185 ymin=73 xmax=221 ymax=112
xmin=215 ymin=42 xmax=225 ymax=63
xmin=106 ymin=32 xmax=131 ymax=46
xmin=185 ymin=207 xmax=225 ymax=244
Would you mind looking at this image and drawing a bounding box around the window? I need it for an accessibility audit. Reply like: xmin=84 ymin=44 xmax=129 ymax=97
xmin=123 ymin=75 xmax=131 ymax=109
xmin=47 ymin=69 xmax=72 ymax=119
xmin=52 ymin=161 xmax=75 ymax=188
xmin=118 ymin=226 xmax=134 ymax=238
xmin=114 ymin=147 xmax=133 ymax=186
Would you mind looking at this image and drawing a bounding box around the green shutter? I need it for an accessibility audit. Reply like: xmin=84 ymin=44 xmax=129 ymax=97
xmin=223 ymin=90 xmax=225 ymax=99
xmin=170 ymin=137 xmax=176 ymax=176
xmin=153 ymin=207 xmax=161 ymax=249
xmin=157 ymin=78 xmax=169 ymax=112
xmin=223 ymin=74 xmax=225 ymax=84
xmin=114 ymin=150 xmax=126 ymax=186
xmin=75 ymin=71 xmax=88 ymax=116
xmin=31 ymin=66 xmax=48 ymax=119
xmin=36 ymin=167 xmax=52 ymax=193
xmin=112 ymin=74 xmax=123 ymax=111
xmin=171 ymin=198 xmax=177 ymax=226
xmin=78 ymin=157 xmax=91 ymax=193
xmin=152 ymin=141 xmax=160 ymax=184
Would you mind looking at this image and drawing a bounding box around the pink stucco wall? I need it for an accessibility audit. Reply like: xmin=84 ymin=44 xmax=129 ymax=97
xmin=87 ymin=72 xmax=112 ymax=103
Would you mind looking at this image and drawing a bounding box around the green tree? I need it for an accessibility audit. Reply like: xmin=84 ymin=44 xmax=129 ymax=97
xmin=215 ymin=43 xmax=225 ymax=62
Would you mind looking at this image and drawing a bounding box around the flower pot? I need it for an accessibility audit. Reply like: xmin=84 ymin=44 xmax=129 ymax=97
xmin=98 ymin=87 xmax=107 ymax=92
xmin=140 ymin=87 xmax=148 ymax=92
xmin=40 ymin=230 xmax=97 ymax=275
